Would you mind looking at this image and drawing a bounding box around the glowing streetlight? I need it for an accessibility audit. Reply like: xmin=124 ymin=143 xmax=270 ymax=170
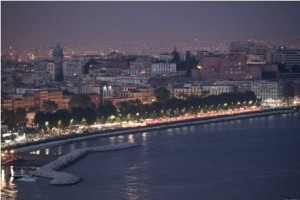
xmin=58 ymin=120 xmax=62 ymax=128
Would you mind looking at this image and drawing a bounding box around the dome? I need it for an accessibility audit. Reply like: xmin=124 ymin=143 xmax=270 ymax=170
xmin=53 ymin=43 xmax=63 ymax=56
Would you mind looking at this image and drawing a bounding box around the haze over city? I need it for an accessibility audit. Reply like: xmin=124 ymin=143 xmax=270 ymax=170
xmin=2 ymin=2 xmax=300 ymax=200
xmin=2 ymin=1 xmax=300 ymax=52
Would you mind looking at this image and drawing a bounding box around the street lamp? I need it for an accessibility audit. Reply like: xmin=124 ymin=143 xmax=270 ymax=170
xmin=58 ymin=120 xmax=62 ymax=128
xmin=81 ymin=118 xmax=87 ymax=125
xmin=45 ymin=121 xmax=49 ymax=133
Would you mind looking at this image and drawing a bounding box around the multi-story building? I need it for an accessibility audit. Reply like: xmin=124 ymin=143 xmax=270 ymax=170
xmin=112 ymin=87 xmax=155 ymax=104
xmin=115 ymin=76 xmax=148 ymax=86
xmin=33 ymin=90 xmax=65 ymax=109
xmin=202 ymin=84 xmax=236 ymax=96
xmin=272 ymin=47 xmax=300 ymax=67
xmin=80 ymin=83 xmax=101 ymax=94
xmin=47 ymin=61 xmax=56 ymax=80
xmin=13 ymin=97 xmax=24 ymax=111
xmin=63 ymin=60 xmax=84 ymax=77
xmin=22 ymin=95 xmax=35 ymax=110
xmin=1 ymin=97 xmax=14 ymax=111
xmin=16 ymin=87 xmax=40 ymax=95
xmin=151 ymin=63 xmax=176 ymax=75
xmin=34 ymin=90 xmax=48 ymax=109
xmin=129 ymin=57 xmax=153 ymax=76
xmin=198 ymin=53 xmax=267 ymax=81
xmin=251 ymin=81 xmax=284 ymax=107
xmin=235 ymin=81 xmax=253 ymax=93
xmin=1 ymin=83 xmax=16 ymax=94
xmin=199 ymin=53 xmax=248 ymax=80
xmin=2 ymin=95 xmax=35 ymax=111
xmin=172 ymin=84 xmax=203 ymax=99
xmin=48 ymin=90 xmax=63 ymax=103
xmin=53 ymin=43 xmax=64 ymax=82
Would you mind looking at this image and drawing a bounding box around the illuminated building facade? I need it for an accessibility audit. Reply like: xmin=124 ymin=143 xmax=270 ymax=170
xmin=251 ymin=81 xmax=284 ymax=107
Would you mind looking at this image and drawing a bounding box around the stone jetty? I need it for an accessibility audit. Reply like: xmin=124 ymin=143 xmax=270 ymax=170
xmin=32 ymin=142 xmax=140 ymax=185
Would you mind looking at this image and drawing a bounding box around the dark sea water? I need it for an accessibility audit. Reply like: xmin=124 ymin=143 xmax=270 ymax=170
xmin=2 ymin=113 xmax=300 ymax=200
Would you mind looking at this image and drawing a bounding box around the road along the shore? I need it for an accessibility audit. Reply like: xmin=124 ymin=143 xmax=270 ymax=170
xmin=5 ymin=108 xmax=296 ymax=154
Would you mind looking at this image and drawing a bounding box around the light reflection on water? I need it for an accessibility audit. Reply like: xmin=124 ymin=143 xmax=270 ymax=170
xmin=2 ymin=113 xmax=300 ymax=200
xmin=142 ymin=132 xmax=148 ymax=145
xmin=57 ymin=146 xmax=62 ymax=156
xmin=1 ymin=166 xmax=24 ymax=200
xmin=128 ymin=134 xmax=135 ymax=143
xmin=125 ymin=160 xmax=150 ymax=199
xmin=69 ymin=143 xmax=76 ymax=151
xmin=109 ymin=136 xmax=116 ymax=144
xmin=45 ymin=148 xmax=50 ymax=155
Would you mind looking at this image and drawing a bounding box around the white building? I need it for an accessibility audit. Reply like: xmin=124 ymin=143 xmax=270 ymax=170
xmin=202 ymin=85 xmax=236 ymax=96
xmin=251 ymin=81 xmax=284 ymax=107
xmin=172 ymin=84 xmax=203 ymax=99
xmin=115 ymin=76 xmax=148 ymax=86
xmin=16 ymin=88 xmax=40 ymax=94
xmin=151 ymin=63 xmax=176 ymax=75
xmin=47 ymin=62 xmax=56 ymax=80
xmin=81 ymin=84 xmax=101 ymax=94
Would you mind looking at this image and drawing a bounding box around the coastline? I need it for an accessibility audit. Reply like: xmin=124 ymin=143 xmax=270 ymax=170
xmin=2 ymin=107 xmax=297 ymax=155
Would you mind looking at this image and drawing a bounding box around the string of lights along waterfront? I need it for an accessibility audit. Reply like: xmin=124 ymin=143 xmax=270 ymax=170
xmin=2 ymin=113 xmax=300 ymax=200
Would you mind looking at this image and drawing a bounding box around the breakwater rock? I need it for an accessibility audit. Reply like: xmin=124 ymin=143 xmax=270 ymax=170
xmin=32 ymin=142 xmax=140 ymax=185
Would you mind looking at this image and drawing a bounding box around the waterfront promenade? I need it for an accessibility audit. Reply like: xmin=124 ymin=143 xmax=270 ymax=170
xmin=1 ymin=107 xmax=296 ymax=157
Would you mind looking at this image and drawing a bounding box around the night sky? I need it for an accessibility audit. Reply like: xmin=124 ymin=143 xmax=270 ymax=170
xmin=2 ymin=1 xmax=300 ymax=49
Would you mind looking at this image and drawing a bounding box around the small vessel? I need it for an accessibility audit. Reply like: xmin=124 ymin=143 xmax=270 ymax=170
xmin=16 ymin=175 xmax=38 ymax=182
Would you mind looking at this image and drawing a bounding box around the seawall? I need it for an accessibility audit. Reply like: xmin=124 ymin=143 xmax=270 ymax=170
xmin=31 ymin=142 xmax=140 ymax=185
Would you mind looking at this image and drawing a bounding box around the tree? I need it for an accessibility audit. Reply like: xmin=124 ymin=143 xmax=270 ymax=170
xmin=42 ymin=100 xmax=58 ymax=112
xmin=69 ymin=94 xmax=92 ymax=108
xmin=33 ymin=111 xmax=46 ymax=128
xmin=97 ymin=102 xmax=117 ymax=122
xmin=54 ymin=109 xmax=72 ymax=128
xmin=15 ymin=108 xmax=27 ymax=127
xmin=154 ymin=87 xmax=170 ymax=103
xmin=1 ymin=109 xmax=16 ymax=128
xmin=71 ymin=107 xmax=85 ymax=124
xmin=83 ymin=108 xmax=97 ymax=125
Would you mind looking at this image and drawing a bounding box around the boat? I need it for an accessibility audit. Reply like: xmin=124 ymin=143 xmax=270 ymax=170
xmin=16 ymin=175 xmax=38 ymax=182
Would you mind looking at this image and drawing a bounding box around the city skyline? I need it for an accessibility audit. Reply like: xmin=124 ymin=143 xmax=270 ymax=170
xmin=2 ymin=1 xmax=300 ymax=52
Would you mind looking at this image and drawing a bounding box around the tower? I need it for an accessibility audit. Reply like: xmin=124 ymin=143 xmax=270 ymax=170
xmin=52 ymin=43 xmax=64 ymax=82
